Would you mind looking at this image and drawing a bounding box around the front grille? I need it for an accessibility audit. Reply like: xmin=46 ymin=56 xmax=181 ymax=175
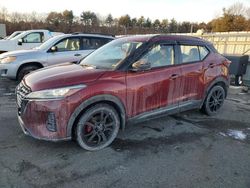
xmin=16 ymin=82 xmax=31 ymax=115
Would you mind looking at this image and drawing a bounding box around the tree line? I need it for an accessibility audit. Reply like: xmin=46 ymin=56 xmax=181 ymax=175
xmin=0 ymin=2 xmax=249 ymax=35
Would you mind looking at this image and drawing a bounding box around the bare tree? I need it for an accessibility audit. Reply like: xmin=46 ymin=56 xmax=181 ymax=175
xmin=0 ymin=7 xmax=8 ymax=21
xmin=246 ymin=7 xmax=250 ymax=19
xmin=227 ymin=2 xmax=246 ymax=16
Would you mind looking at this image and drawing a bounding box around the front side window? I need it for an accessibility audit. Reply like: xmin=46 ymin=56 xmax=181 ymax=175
xmin=22 ymin=32 xmax=44 ymax=43
xmin=139 ymin=44 xmax=174 ymax=68
xmin=55 ymin=38 xmax=80 ymax=52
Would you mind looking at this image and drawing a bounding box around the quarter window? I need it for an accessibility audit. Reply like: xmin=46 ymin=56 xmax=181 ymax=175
xmin=199 ymin=46 xmax=209 ymax=59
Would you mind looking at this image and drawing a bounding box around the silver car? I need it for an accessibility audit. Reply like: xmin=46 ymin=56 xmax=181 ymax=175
xmin=0 ymin=33 xmax=114 ymax=80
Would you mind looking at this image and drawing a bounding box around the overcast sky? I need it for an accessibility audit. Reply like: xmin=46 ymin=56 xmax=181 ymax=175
xmin=0 ymin=0 xmax=249 ymax=22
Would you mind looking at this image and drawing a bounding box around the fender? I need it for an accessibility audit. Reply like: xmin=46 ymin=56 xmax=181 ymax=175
xmin=66 ymin=94 xmax=126 ymax=137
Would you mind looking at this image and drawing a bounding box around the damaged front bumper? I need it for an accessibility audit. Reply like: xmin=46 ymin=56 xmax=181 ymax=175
xmin=17 ymin=98 xmax=73 ymax=142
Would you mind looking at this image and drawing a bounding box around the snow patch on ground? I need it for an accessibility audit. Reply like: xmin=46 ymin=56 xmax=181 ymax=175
xmin=219 ymin=130 xmax=247 ymax=141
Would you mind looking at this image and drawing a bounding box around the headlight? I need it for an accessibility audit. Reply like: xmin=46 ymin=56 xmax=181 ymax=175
xmin=0 ymin=56 xmax=16 ymax=64
xmin=26 ymin=84 xmax=86 ymax=99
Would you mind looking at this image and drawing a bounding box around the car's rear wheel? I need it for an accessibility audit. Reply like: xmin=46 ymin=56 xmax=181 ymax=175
xmin=17 ymin=65 xmax=40 ymax=81
xmin=76 ymin=103 xmax=120 ymax=151
xmin=201 ymin=85 xmax=226 ymax=116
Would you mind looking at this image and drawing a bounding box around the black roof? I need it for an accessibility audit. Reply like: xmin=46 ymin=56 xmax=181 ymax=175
xmin=120 ymin=34 xmax=211 ymax=45
xmin=149 ymin=34 xmax=209 ymax=44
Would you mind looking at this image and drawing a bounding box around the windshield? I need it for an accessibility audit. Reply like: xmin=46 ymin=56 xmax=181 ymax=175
xmin=10 ymin=31 xmax=30 ymax=40
xmin=5 ymin=31 xmax=22 ymax=40
xmin=80 ymin=37 xmax=145 ymax=70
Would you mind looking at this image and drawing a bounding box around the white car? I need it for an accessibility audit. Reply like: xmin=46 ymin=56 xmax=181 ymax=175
xmin=0 ymin=29 xmax=63 ymax=54
xmin=0 ymin=33 xmax=114 ymax=80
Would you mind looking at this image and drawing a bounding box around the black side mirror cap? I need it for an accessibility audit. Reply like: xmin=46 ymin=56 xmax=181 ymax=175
xmin=17 ymin=39 xmax=23 ymax=45
xmin=50 ymin=46 xmax=58 ymax=52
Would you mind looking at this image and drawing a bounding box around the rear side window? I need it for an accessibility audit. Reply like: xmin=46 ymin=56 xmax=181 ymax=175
xmin=180 ymin=45 xmax=209 ymax=63
xmin=82 ymin=37 xmax=112 ymax=50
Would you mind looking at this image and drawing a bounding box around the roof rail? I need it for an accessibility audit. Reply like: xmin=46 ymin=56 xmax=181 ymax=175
xmin=72 ymin=32 xmax=115 ymax=37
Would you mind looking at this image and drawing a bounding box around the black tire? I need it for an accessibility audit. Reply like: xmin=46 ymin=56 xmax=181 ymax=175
xmin=76 ymin=103 xmax=120 ymax=151
xmin=235 ymin=75 xmax=242 ymax=86
xmin=201 ymin=85 xmax=226 ymax=116
xmin=17 ymin=65 xmax=40 ymax=81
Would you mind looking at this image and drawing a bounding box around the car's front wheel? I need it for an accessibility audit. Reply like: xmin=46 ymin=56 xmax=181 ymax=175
xmin=201 ymin=85 xmax=226 ymax=116
xmin=76 ymin=103 xmax=120 ymax=151
xmin=17 ymin=65 xmax=40 ymax=81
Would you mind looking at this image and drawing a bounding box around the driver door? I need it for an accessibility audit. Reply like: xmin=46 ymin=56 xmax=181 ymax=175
xmin=47 ymin=37 xmax=82 ymax=66
xmin=126 ymin=43 xmax=182 ymax=117
xmin=16 ymin=32 xmax=44 ymax=50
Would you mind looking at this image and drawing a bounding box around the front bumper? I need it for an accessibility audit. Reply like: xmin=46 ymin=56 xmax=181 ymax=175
xmin=17 ymin=98 xmax=73 ymax=141
xmin=0 ymin=63 xmax=18 ymax=79
xmin=18 ymin=115 xmax=71 ymax=141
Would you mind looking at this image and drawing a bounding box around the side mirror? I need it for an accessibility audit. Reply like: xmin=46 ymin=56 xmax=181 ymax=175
xmin=18 ymin=38 xmax=23 ymax=45
xmin=50 ymin=46 xmax=58 ymax=52
xmin=131 ymin=60 xmax=151 ymax=72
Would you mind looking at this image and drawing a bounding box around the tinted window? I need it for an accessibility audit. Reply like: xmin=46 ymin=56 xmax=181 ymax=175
xmin=22 ymin=32 xmax=44 ymax=43
xmin=140 ymin=44 xmax=175 ymax=68
xmin=82 ymin=37 xmax=112 ymax=50
xmin=55 ymin=38 xmax=80 ymax=52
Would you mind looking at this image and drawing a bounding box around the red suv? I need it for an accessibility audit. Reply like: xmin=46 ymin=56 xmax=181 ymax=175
xmin=16 ymin=35 xmax=230 ymax=151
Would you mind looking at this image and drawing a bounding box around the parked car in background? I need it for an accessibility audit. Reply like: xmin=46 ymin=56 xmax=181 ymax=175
xmin=0 ymin=33 xmax=114 ymax=80
xmin=0 ymin=29 xmax=63 ymax=54
xmin=3 ymin=31 xmax=23 ymax=40
xmin=16 ymin=35 xmax=230 ymax=151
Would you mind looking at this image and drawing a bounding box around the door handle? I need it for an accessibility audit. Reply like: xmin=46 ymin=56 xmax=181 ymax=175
xmin=208 ymin=63 xmax=215 ymax=68
xmin=170 ymin=74 xmax=179 ymax=80
xmin=74 ymin=53 xmax=82 ymax=57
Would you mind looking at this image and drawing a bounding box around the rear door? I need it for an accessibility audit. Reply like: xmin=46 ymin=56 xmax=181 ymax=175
xmin=177 ymin=43 xmax=209 ymax=104
xmin=126 ymin=43 xmax=182 ymax=117
xmin=81 ymin=37 xmax=113 ymax=56
xmin=47 ymin=37 xmax=81 ymax=66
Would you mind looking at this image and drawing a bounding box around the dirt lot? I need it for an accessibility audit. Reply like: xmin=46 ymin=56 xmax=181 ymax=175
xmin=0 ymin=77 xmax=250 ymax=188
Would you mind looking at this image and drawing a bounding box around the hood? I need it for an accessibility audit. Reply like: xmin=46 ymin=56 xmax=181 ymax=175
xmin=0 ymin=49 xmax=40 ymax=58
xmin=24 ymin=63 xmax=107 ymax=91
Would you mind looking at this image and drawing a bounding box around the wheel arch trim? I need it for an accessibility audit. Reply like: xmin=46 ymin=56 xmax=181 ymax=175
xmin=66 ymin=94 xmax=126 ymax=137
xmin=201 ymin=76 xmax=229 ymax=107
